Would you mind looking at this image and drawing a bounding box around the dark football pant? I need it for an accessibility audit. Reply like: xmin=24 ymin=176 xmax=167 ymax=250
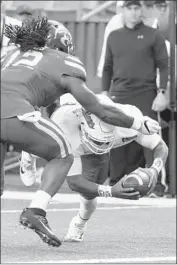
xmin=109 ymin=141 xmax=145 ymax=186
xmin=81 ymin=153 xmax=109 ymax=185
xmin=0 ymin=116 xmax=72 ymax=195
xmin=67 ymin=153 xmax=109 ymax=200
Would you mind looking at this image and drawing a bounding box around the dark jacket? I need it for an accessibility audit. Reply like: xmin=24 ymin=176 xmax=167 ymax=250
xmin=102 ymin=22 xmax=168 ymax=99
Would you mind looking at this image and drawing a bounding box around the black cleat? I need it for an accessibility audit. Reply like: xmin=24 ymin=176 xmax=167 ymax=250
xmin=19 ymin=208 xmax=61 ymax=247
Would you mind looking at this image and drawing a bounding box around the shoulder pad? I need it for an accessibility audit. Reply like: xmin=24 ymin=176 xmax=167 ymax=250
xmin=63 ymin=55 xmax=86 ymax=82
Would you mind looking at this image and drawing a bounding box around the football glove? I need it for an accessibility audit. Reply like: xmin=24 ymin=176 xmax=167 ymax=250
xmin=138 ymin=116 xmax=161 ymax=135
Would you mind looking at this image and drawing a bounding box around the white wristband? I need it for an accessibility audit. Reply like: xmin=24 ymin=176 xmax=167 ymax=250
xmin=98 ymin=185 xmax=112 ymax=197
xmin=151 ymin=158 xmax=164 ymax=174
xmin=131 ymin=118 xmax=141 ymax=131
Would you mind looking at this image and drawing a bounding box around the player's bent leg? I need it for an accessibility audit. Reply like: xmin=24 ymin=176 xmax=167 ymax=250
xmin=67 ymin=153 xmax=109 ymax=198
xmin=64 ymin=195 xmax=97 ymax=242
xmin=1 ymin=116 xmax=73 ymax=247
xmin=20 ymin=117 xmax=73 ymax=247
xmin=20 ymin=158 xmax=73 ymax=247
xmin=65 ymin=154 xmax=108 ymax=242
xmin=31 ymin=116 xmax=74 ymax=196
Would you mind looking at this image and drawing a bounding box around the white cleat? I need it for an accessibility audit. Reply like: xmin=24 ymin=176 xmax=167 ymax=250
xmin=20 ymin=151 xmax=37 ymax=187
xmin=64 ymin=216 xmax=87 ymax=242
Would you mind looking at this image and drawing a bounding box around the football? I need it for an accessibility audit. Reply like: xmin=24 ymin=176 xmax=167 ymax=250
xmin=122 ymin=170 xmax=150 ymax=197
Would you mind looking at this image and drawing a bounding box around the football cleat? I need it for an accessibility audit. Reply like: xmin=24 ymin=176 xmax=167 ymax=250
xmin=20 ymin=151 xmax=37 ymax=186
xmin=64 ymin=216 xmax=87 ymax=242
xmin=20 ymin=208 xmax=61 ymax=247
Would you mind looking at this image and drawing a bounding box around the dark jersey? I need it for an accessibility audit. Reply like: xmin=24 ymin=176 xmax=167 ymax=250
xmin=1 ymin=47 xmax=86 ymax=118
xmin=102 ymin=22 xmax=168 ymax=98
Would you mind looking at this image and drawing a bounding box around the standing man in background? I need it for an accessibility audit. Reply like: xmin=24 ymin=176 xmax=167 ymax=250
xmin=101 ymin=0 xmax=169 ymax=193
xmin=97 ymin=0 xmax=168 ymax=79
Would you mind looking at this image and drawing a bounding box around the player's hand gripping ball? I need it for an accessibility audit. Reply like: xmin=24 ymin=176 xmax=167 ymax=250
xmin=122 ymin=168 xmax=156 ymax=197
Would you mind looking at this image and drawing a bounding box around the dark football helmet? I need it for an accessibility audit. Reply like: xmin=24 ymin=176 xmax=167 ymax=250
xmin=47 ymin=20 xmax=74 ymax=55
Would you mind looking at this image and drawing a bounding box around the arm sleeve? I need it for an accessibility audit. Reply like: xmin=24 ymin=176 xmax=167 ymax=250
xmin=152 ymin=31 xmax=169 ymax=90
xmin=135 ymin=133 xmax=161 ymax=150
xmin=62 ymin=55 xmax=87 ymax=82
xmin=101 ymin=34 xmax=113 ymax=92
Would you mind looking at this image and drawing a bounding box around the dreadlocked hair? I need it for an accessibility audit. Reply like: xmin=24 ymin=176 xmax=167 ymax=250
xmin=5 ymin=17 xmax=51 ymax=52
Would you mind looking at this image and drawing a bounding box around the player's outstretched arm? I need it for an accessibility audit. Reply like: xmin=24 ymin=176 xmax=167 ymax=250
xmin=135 ymin=134 xmax=168 ymax=194
xmin=136 ymin=134 xmax=168 ymax=172
xmin=62 ymin=76 xmax=160 ymax=134
xmin=67 ymin=174 xmax=140 ymax=200
xmin=63 ymin=75 xmax=133 ymax=128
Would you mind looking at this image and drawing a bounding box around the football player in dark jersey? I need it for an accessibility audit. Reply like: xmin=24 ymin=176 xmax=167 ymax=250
xmin=1 ymin=17 xmax=160 ymax=247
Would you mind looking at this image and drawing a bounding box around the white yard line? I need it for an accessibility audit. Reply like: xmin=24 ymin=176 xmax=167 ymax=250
xmin=1 ymin=191 xmax=176 ymax=207
xmin=2 ymin=204 xmax=174 ymax=214
xmin=5 ymin=256 xmax=176 ymax=264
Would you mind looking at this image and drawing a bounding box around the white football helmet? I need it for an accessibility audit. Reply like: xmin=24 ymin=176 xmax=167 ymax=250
xmin=60 ymin=93 xmax=116 ymax=154
xmin=80 ymin=109 xmax=115 ymax=155
xmin=80 ymin=94 xmax=116 ymax=154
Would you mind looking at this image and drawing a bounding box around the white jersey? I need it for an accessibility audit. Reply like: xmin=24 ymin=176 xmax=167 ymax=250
xmin=51 ymin=100 xmax=161 ymax=176
xmin=1 ymin=16 xmax=21 ymax=58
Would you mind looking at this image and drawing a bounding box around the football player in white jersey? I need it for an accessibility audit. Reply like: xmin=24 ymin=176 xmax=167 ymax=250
xmin=20 ymin=93 xmax=168 ymax=242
